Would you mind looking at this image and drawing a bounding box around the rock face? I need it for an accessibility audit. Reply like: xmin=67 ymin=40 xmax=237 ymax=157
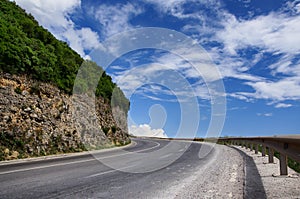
xmin=0 ymin=73 xmax=130 ymax=160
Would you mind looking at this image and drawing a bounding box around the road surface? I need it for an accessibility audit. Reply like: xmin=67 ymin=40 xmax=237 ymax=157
xmin=0 ymin=138 xmax=247 ymax=198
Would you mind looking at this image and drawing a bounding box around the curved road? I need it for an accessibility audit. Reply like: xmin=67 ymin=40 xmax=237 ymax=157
xmin=0 ymin=138 xmax=249 ymax=198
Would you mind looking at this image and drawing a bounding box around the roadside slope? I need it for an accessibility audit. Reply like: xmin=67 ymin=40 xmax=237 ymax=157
xmin=0 ymin=0 xmax=130 ymax=160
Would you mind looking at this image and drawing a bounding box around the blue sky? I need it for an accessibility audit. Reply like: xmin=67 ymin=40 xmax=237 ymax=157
xmin=14 ymin=0 xmax=300 ymax=138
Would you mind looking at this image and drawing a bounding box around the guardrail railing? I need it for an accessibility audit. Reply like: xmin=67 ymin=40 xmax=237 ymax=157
xmin=216 ymin=136 xmax=300 ymax=175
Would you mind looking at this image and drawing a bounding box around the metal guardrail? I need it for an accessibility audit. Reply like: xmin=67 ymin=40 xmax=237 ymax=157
xmin=216 ymin=136 xmax=300 ymax=175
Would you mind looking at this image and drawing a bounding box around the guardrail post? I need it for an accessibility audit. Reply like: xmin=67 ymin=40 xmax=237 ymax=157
xmin=250 ymin=143 xmax=253 ymax=151
xmin=262 ymin=145 xmax=266 ymax=156
xmin=267 ymin=147 xmax=274 ymax=163
xmin=279 ymin=153 xmax=288 ymax=175
xmin=255 ymin=144 xmax=258 ymax=154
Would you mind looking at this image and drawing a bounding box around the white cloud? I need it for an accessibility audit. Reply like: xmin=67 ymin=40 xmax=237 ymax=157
xmin=216 ymin=13 xmax=300 ymax=55
xmin=144 ymin=0 xmax=222 ymax=20
xmin=113 ymin=52 xmax=214 ymax=102
xmin=283 ymin=0 xmax=300 ymax=15
xmin=93 ymin=3 xmax=143 ymax=37
xmin=201 ymin=8 xmax=300 ymax=105
xmin=245 ymin=78 xmax=300 ymax=101
xmin=62 ymin=28 xmax=102 ymax=58
xmin=269 ymin=55 xmax=300 ymax=76
xmin=227 ymin=93 xmax=253 ymax=102
xmin=129 ymin=124 xmax=168 ymax=138
xmin=14 ymin=0 xmax=102 ymax=57
xmin=14 ymin=0 xmax=80 ymax=33
xmin=275 ymin=103 xmax=292 ymax=108
xmin=257 ymin=113 xmax=273 ymax=117
xmin=166 ymin=2 xmax=300 ymax=105
xmin=208 ymin=48 xmax=263 ymax=81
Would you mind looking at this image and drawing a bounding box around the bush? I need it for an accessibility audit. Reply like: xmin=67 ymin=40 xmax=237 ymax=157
xmin=111 ymin=126 xmax=117 ymax=134
xmin=102 ymin=127 xmax=110 ymax=135
xmin=14 ymin=86 xmax=22 ymax=94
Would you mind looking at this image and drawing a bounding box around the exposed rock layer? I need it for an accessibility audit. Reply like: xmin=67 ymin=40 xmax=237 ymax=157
xmin=0 ymin=73 xmax=130 ymax=160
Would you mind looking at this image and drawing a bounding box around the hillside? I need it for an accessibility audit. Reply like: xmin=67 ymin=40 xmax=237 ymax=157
xmin=0 ymin=0 xmax=130 ymax=160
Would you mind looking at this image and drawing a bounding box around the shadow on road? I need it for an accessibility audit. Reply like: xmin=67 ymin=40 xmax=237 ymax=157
xmin=231 ymin=147 xmax=267 ymax=199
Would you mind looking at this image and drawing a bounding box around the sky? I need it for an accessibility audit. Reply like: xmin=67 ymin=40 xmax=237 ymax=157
xmin=13 ymin=0 xmax=300 ymax=138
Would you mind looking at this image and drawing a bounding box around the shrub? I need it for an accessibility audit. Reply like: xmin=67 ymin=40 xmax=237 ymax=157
xmin=14 ymin=86 xmax=22 ymax=94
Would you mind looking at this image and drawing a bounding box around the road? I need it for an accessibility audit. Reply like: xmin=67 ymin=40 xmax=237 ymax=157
xmin=0 ymin=138 xmax=246 ymax=198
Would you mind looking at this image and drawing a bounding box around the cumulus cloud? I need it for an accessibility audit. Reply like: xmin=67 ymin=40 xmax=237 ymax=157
xmin=129 ymin=124 xmax=168 ymax=138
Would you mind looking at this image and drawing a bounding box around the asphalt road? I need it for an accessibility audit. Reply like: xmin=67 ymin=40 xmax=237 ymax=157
xmin=0 ymin=138 xmax=240 ymax=198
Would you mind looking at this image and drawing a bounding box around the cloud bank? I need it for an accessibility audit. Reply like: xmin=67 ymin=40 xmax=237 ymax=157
xmin=129 ymin=124 xmax=168 ymax=138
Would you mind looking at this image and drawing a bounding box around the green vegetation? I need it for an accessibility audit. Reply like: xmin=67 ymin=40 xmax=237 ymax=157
xmin=254 ymin=144 xmax=300 ymax=173
xmin=14 ymin=86 xmax=22 ymax=94
xmin=0 ymin=0 xmax=129 ymax=112
xmin=73 ymin=60 xmax=129 ymax=112
xmin=274 ymin=151 xmax=300 ymax=173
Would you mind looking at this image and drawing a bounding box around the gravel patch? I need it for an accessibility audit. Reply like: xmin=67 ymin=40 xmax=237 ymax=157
xmin=157 ymin=143 xmax=299 ymax=199
xmin=161 ymin=144 xmax=245 ymax=199
xmin=233 ymin=145 xmax=300 ymax=199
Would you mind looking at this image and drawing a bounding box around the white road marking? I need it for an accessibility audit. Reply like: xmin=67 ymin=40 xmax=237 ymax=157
xmin=0 ymin=159 xmax=96 ymax=175
xmin=0 ymin=140 xmax=161 ymax=175
xmin=84 ymin=165 xmax=137 ymax=178
xmin=95 ymin=140 xmax=161 ymax=160
xmin=159 ymin=153 xmax=174 ymax=159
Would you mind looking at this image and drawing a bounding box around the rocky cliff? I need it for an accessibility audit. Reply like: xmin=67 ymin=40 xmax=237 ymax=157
xmin=0 ymin=72 xmax=130 ymax=160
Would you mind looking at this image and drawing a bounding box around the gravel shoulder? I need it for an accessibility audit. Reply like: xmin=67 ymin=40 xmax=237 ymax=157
xmin=164 ymin=142 xmax=299 ymax=199
xmin=232 ymin=145 xmax=300 ymax=199
xmin=166 ymin=143 xmax=245 ymax=199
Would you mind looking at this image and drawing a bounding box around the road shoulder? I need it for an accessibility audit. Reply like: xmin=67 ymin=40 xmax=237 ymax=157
xmin=172 ymin=143 xmax=244 ymax=198
xmin=0 ymin=141 xmax=135 ymax=166
xmin=232 ymin=145 xmax=300 ymax=198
